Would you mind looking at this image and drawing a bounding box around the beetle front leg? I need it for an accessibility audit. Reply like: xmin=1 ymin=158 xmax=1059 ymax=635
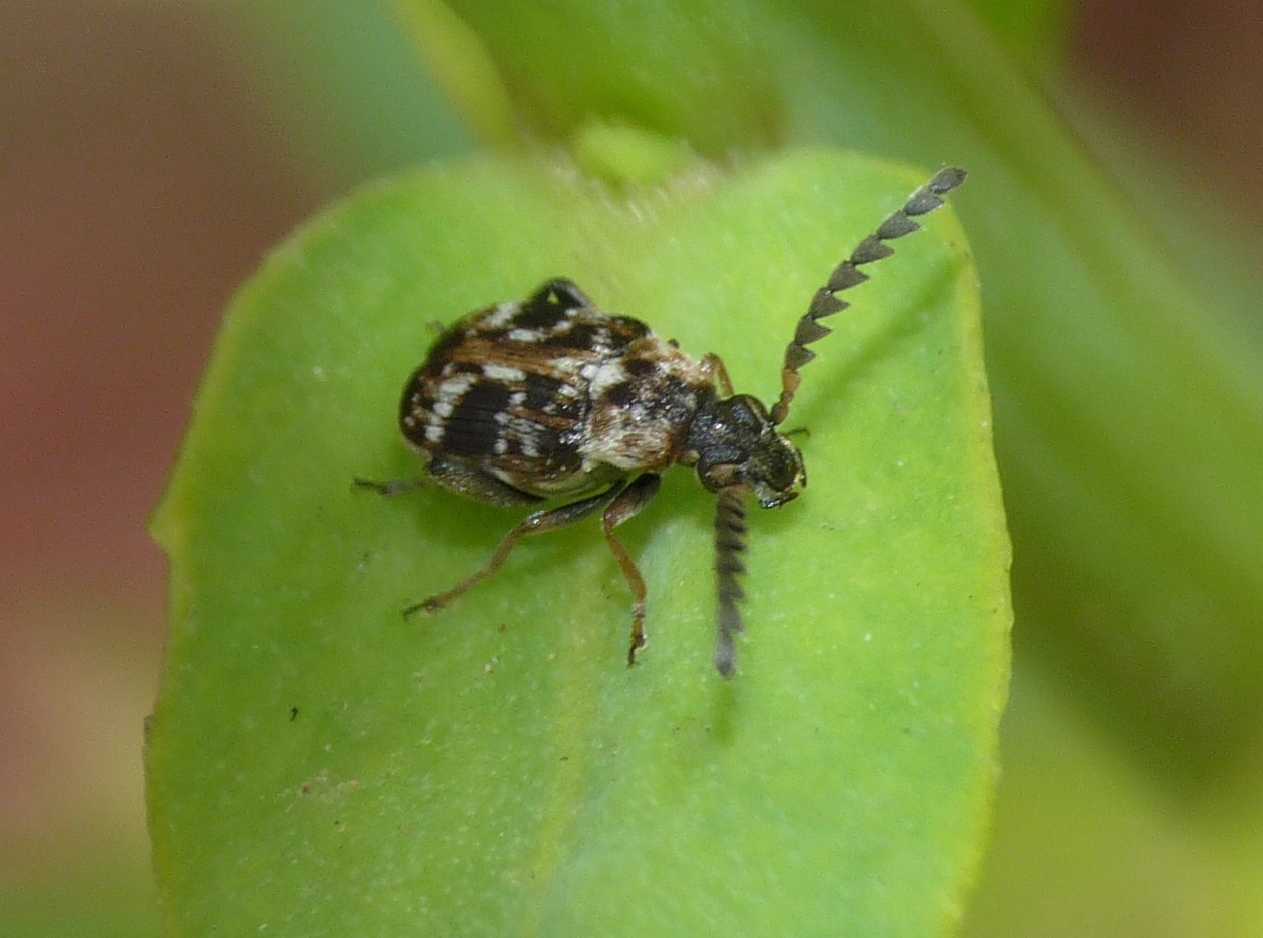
xmin=700 ymin=353 xmax=735 ymax=397
xmin=600 ymin=473 xmax=663 ymax=666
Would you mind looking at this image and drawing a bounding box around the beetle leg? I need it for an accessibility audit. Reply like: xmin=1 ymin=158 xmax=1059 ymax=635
xmin=700 ymin=353 xmax=735 ymax=397
xmin=355 ymin=456 xmax=543 ymax=506
xmin=425 ymin=455 xmax=543 ymax=507
xmin=353 ymin=477 xmax=426 ymax=497
xmin=407 ymin=481 xmax=625 ymax=617
xmin=600 ymin=473 xmax=663 ymax=666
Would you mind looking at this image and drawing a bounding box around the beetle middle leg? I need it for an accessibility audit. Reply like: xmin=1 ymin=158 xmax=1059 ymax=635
xmin=353 ymin=477 xmax=426 ymax=497
xmin=407 ymin=481 xmax=625 ymax=617
xmin=600 ymin=473 xmax=662 ymax=666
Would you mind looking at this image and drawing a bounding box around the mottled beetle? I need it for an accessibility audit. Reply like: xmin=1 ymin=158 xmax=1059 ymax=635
xmin=358 ymin=168 xmax=966 ymax=676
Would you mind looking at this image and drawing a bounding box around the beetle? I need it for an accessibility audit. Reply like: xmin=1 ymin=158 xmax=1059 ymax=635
xmin=357 ymin=168 xmax=966 ymax=676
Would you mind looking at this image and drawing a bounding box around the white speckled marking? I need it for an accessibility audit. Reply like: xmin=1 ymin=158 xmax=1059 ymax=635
xmin=588 ymin=360 xmax=629 ymax=398
xmin=483 ymin=363 xmax=527 ymax=382
xmin=483 ymin=302 xmax=518 ymax=329
xmin=437 ymin=375 xmax=476 ymax=400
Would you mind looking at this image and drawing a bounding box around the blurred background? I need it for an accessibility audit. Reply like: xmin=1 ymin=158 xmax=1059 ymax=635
xmin=3 ymin=1 xmax=1260 ymax=935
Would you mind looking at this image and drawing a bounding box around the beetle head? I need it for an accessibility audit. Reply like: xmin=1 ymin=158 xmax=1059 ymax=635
xmin=687 ymin=394 xmax=806 ymax=509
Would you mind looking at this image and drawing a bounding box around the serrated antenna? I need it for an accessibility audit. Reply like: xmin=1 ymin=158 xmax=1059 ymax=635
xmin=769 ymin=167 xmax=967 ymax=426
xmin=713 ymin=486 xmax=748 ymax=678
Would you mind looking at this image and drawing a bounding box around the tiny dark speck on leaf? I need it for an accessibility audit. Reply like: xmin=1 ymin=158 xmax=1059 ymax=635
xmin=289 ymin=706 xmax=299 ymax=722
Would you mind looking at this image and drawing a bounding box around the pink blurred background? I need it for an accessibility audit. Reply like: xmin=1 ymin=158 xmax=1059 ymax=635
xmin=2 ymin=1 xmax=1259 ymax=933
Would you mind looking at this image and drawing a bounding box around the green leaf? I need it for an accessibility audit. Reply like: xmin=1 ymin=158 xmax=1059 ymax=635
xmin=148 ymin=148 xmax=1008 ymax=936
xmin=413 ymin=0 xmax=1263 ymax=786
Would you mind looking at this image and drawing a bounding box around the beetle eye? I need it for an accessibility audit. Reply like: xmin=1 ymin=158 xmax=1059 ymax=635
xmin=757 ymin=489 xmax=798 ymax=510
xmin=774 ymin=451 xmax=797 ymax=488
xmin=759 ymin=440 xmax=799 ymax=489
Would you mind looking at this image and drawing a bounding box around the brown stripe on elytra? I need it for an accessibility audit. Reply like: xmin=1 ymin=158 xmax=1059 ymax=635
xmin=417 ymin=329 xmax=468 ymax=379
xmin=444 ymin=338 xmax=602 ymax=373
xmin=507 ymin=408 xmax=579 ymax=432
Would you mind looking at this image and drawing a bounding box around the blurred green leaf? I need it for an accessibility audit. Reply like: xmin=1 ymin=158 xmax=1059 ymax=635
xmin=407 ymin=0 xmax=1263 ymax=786
xmin=148 ymin=148 xmax=1007 ymax=936
xmin=962 ymin=0 xmax=1069 ymax=64
xmin=3 ymin=864 xmax=159 ymax=938
xmin=228 ymin=0 xmax=475 ymax=189
xmin=962 ymin=670 xmax=1262 ymax=938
